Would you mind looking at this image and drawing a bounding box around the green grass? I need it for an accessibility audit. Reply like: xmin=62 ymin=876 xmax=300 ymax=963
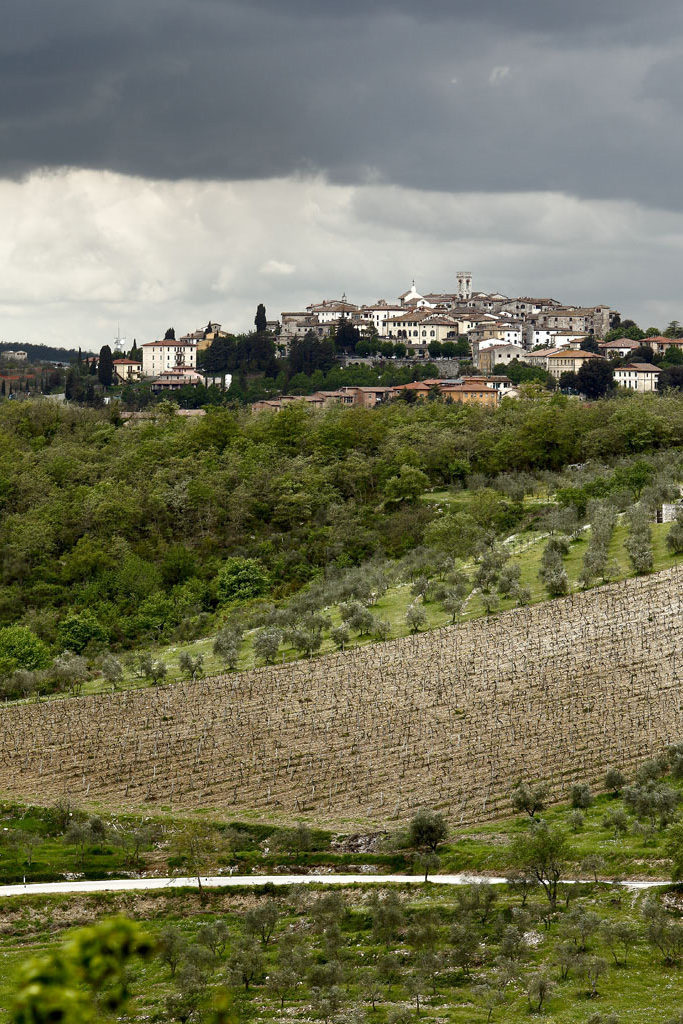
xmin=0 ymin=880 xmax=681 ymax=1023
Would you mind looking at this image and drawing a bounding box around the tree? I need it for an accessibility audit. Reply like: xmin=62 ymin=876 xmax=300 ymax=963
xmin=11 ymin=918 xmax=153 ymax=1023
xmin=409 ymin=808 xmax=447 ymax=880
xmin=511 ymin=781 xmax=549 ymax=819
xmin=334 ymin=318 xmax=360 ymax=353
xmin=98 ymin=345 xmax=113 ymax=388
xmin=643 ymin=896 xmax=683 ymax=963
xmin=197 ymin=920 xmax=230 ymax=959
xmin=139 ymin=654 xmax=167 ymax=686
xmin=164 ymin=327 xmax=176 ymax=340
xmin=604 ymin=767 xmax=625 ymax=795
xmin=227 ymin=935 xmax=264 ymax=990
xmin=623 ymin=781 xmax=680 ymax=829
xmin=254 ymin=303 xmax=267 ymax=333
xmin=600 ymin=920 xmax=638 ymax=966
xmin=57 ymin=610 xmax=107 ymax=654
xmin=526 ymin=972 xmax=554 ymax=1012
xmin=253 ymin=627 xmax=282 ymax=664
xmin=570 ymin=783 xmax=593 ymax=809
xmin=666 ymin=506 xmax=683 ymax=554
xmin=159 ymin=925 xmax=188 ymax=976
xmin=50 ymin=652 xmax=90 ymax=695
xmin=100 ymin=654 xmax=123 ymax=690
xmin=331 ymin=623 xmax=350 ymax=651
xmin=577 ymin=358 xmax=614 ymax=399
xmin=244 ymin=899 xmax=279 ymax=945
xmin=665 ymin=820 xmax=683 ymax=881
xmin=472 ymin=982 xmax=506 ymax=1024
xmin=512 ymin=821 xmax=570 ymax=907
xmin=663 ymin=320 xmax=683 ymax=338
xmin=178 ymin=651 xmax=204 ymax=681
xmin=0 ymin=626 xmax=50 ymax=676
xmin=214 ymin=557 xmax=270 ymax=603
xmin=170 ymin=823 xmax=215 ymax=900
xmin=405 ymin=603 xmax=427 ymax=633
xmin=631 ymin=344 xmax=657 ymax=364
xmin=213 ymin=627 xmax=241 ymax=669
xmin=370 ymin=891 xmax=405 ymax=944
xmin=266 ymin=964 xmax=300 ymax=1010
xmin=582 ymin=958 xmax=610 ymax=1002
xmin=384 ymin=465 xmax=430 ymax=505
xmin=560 ymin=904 xmax=601 ymax=951
xmin=540 ymin=544 xmax=569 ymax=597
xmin=659 ymin=365 xmax=683 ymax=391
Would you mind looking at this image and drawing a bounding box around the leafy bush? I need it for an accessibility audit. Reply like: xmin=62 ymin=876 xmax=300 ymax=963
xmin=56 ymin=611 xmax=107 ymax=654
xmin=215 ymin=558 xmax=270 ymax=604
xmin=0 ymin=626 xmax=50 ymax=675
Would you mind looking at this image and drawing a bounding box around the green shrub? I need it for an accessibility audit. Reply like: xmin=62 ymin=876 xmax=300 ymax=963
xmin=215 ymin=558 xmax=270 ymax=604
xmin=56 ymin=611 xmax=108 ymax=654
xmin=0 ymin=626 xmax=50 ymax=675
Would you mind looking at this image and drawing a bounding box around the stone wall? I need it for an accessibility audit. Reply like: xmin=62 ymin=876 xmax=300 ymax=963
xmin=1 ymin=568 xmax=682 ymax=825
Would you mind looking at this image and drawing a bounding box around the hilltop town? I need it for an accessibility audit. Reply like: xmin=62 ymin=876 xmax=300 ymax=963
xmin=6 ymin=274 xmax=683 ymax=414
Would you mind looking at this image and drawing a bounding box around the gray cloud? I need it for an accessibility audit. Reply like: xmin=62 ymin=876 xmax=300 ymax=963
xmin=2 ymin=171 xmax=682 ymax=351
xmin=1 ymin=1 xmax=683 ymax=212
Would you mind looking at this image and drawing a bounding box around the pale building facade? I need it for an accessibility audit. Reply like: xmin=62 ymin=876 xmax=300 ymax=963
xmin=613 ymin=363 xmax=661 ymax=392
xmin=142 ymin=339 xmax=197 ymax=376
xmin=545 ymin=350 xmax=602 ymax=380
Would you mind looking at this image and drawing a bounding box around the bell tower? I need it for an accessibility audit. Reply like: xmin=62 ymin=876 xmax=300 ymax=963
xmin=457 ymin=271 xmax=472 ymax=301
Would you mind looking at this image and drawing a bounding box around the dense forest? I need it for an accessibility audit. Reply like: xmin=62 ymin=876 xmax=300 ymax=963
xmin=0 ymin=389 xmax=682 ymax=659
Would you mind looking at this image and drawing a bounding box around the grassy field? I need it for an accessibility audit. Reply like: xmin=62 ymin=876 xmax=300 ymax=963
xmin=0 ymin=880 xmax=681 ymax=1023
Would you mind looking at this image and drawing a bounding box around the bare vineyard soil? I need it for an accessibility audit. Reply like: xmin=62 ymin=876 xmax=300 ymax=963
xmin=1 ymin=568 xmax=682 ymax=827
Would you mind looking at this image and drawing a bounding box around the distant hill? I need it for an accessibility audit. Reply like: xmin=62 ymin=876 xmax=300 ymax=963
xmin=0 ymin=342 xmax=95 ymax=363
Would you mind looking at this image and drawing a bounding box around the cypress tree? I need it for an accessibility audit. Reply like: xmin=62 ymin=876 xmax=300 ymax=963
xmin=98 ymin=345 xmax=113 ymax=387
xmin=254 ymin=303 xmax=267 ymax=333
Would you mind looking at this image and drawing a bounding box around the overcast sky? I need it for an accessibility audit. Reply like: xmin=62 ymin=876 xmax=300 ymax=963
xmin=3 ymin=0 xmax=683 ymax=348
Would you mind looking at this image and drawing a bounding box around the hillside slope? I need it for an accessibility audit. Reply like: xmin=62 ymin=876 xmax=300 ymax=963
xmin=1 ymin=566 xmax=682 ymax=828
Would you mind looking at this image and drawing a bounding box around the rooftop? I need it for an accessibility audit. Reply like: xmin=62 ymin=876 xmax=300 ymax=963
xmin=616 ymin=363 xmax=661 ymax=373
xmin=546 ymin=349 xmax=601 ymax=359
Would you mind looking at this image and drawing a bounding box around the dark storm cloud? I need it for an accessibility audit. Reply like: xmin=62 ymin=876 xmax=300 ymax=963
xmin=2 ymin=0 xmax=683 ymax=206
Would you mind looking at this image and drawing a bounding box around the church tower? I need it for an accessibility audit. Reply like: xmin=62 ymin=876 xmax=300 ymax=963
xmin=457 ymin=271 xmax=472 ymax=301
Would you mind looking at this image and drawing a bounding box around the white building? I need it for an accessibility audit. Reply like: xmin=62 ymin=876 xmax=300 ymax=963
xmin=525 ymin=328 xmax=587 ymax=350
xmin=360 ymin=301 xmax=404 ymax=336
xmin=476 ymin=343 xmax=526 ymax=372
xmin=613 ymin=362 xmax=661 ymax=392
xmin=470 ymin=323 xmax=524 ymax=346
xmin=386 ymin=310 xmax=460 ymax=344
xmin=141 ymin=339 xmax=197 ymax=377
xmin=306 ymin=298 xmax=359 ymax=324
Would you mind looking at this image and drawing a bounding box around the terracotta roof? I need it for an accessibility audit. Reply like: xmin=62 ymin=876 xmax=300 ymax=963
xmin=442 ymin=383 xmax=496 ymax=393
xmin=615 ymin=363 xmax=661 ymax=373
xmin=113 ymin=358 xmax=141 ymax=365
xmin=546 ymin=349 xmax=601 ymax=359
xmin=599 ymin=338 xmax=641 ymax=348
